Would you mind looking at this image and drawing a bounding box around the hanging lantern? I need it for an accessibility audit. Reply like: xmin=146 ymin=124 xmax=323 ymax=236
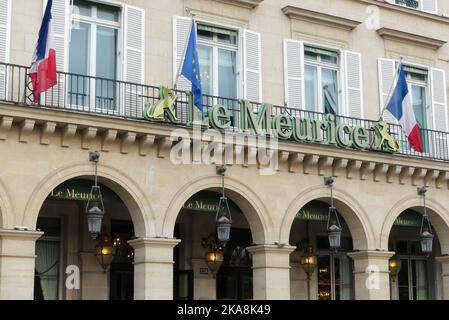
xmin=202 ymin=235 xmax=224 ymax=276
xmin=95 ymin=234 xmax=116 ymax=272
xmin=418 ymin=187 xmax=433 ymax=254
xmin=325 ymin=177 xmax=342 ymax=250
xmin=300 ymin=245 xmax=318 ymax=279
xmin=389 ymin=255 xmax=402 ymax=279
xmin=86 ymin=151 xmax=105 ymax=239
xmin=216 ymin=166 xmax=232 ymax=243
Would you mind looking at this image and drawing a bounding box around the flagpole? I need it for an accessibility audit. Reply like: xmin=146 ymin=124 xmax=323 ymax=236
xmin=379 ymin=57 xmax=403 ymax=121
xmin=174 ymin=14 xmax=196 ymax=90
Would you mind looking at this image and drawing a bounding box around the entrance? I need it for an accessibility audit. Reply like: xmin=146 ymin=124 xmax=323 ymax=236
xmin=34 ymin=179 xmax=135 ymax=300
xmin=388 ymin=209 xmax=439 ymax=300
xmin=174 ymin=190 xmax=253 ymax=300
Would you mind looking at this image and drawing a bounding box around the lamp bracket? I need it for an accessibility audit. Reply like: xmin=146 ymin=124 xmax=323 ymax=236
xmin=417 ymin=186 xmax=428 ymax=196
xmin=324 ymin=176 xmax=334 ymax=187
xmin=89 ymin=150 xmax=100 ymax=162
xmin=216 ymin=165 xmax=226 ymax=176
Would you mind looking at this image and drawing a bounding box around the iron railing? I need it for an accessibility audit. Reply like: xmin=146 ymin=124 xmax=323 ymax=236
xmin=0 ymin=62 xmax=448 ymax=162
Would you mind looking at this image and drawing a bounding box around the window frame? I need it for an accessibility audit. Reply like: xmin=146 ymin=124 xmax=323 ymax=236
xmin=195 ymin=19 xmax=242 ymax=100
xmin=392 ymin=0 xmax=437 ymax=13
xmin=303 ymin=43 xmax=342 ymax=115
xmin=69 ymin=0 xmax=123 ymax=110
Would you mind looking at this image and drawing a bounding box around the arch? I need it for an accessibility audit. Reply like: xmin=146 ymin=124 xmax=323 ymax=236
xmin=279 ymin=185 xmax=375 ymax=250
xmin=161 ymin=175 xmax=275 ymax=244
xmin=22 ymin=162 xmax=156 ymax=237
xmin=0 ymin=179 xmax=14 ymax=228
xmin=380 ymin=195 xmax=449 ymax=254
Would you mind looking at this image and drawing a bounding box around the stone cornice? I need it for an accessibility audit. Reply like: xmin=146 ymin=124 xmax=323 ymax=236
xmin=213 ymin=0 xmax=263 ymax=9
xmin=352 ymin=0 xmax=449 ymax=25
xmin=377 ymin=27 xmax=447 ymax=49
xmin=282 ymin=5 xmax=362 ymax=30
xmin=2 ymin=103 xmax=449 ymax=188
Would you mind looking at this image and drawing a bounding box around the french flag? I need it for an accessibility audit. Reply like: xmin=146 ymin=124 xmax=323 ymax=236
xmin=29 ymin=0 xmax=57 ymax=103
xmin=386 ymin=64 xmax=423 ymax=153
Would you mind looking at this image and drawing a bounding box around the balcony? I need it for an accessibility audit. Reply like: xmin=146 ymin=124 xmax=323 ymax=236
xmin=0 ymin=62 xmax=448 ymax=162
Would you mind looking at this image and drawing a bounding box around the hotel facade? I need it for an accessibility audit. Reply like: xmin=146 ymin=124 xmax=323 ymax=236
xmin=1 ymin=0 xmax=449 ymax=300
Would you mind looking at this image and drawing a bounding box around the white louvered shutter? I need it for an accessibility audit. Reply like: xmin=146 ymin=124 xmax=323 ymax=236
xmin=344 ymin=51 xmax=363 ymax=119
xmin=123 ymin=5 xmax=145 ymax=118
xmin=0 ymin=0 xmax=10 ymax=101
xmin=378 ymin=58 xmax=398 ymax=124
xmin=173 ymin=16 xmax=192 ymax=91
xmin=283 ymin=39 xmax=303 ymax=116
xmin=243 ymin=30 xmax=262 ymax=103
xmin=42 ymin=0 xmax=69 ymax=107
xmin=430 ymin=68 xmax=448 ymax=159
xmin=421 ymin=0 xmax=437 ymax=14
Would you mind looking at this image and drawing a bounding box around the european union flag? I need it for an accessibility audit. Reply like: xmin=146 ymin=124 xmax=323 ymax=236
xmin=181 ymin=21 xmax=202 ymax=111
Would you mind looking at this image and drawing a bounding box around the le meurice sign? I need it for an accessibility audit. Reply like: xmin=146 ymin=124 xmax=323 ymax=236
xmin=144 ymin=87 xmax=400 ymax=153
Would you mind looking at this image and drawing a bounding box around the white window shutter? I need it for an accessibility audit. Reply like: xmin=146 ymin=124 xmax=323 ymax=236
xmin=421 ymin=0 xmax=437 ymax=14
xmin=243 ymin=29 xmax=262 ymax=103
xmin=430 ymin=68 xmax=448 ymax=159
xmin=377 ymin=58 xmax=397 ymax=124
xmin=283 ymin=39 xmax=304 ymax=111
xmin=123 ymin=5 xmax=145 ymax=118
xmin=173 ymin=16 xmax=192 ymax=92
xmin=0 ymin=0 xmax=11 ymax=100
xmin=344 ymin=51 xmax=363 ymax=119
xmin=42 ymin=0 xmax=69 ymax=107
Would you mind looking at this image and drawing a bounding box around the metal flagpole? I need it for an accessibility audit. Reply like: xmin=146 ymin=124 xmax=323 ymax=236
xmin=174 ymin=14 xmax=196 ymax=90
xmin=379 ymin=57 xmax=403 ymax=121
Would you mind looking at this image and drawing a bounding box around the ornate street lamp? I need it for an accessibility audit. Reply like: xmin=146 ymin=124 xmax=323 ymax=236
xmin=85 ymin=151 xmax=105 ymax=240
xmin=202 ymin=235 xmax=224 ymax=277
xmin=325 ymin=177 xmax=342 ymax=250
xmin=300 ymin=245 xmax=317 ymax=300
xmin=94 ymin=233 xmax=116 ymax=272
xmin=418 ymin=187 xmax=434 ymax=254
xmin=216 ymin=165 xmax=232 ymax=244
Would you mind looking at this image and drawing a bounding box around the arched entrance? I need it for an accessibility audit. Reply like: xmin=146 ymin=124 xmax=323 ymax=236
xmin=388 ymin=208 xmax=441 ymax=300
xmin=174 ymin=189 xmax=253 ymax=300
xmin=289 ymin=200 xmax=354 ymax=300
xmin=33 ymin=178 xmax=136 ymax=300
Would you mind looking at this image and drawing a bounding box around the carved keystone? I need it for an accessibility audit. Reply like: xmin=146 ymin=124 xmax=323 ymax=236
xmin=318 ymin=156 xmax=334 ymax=176
xmin=412 ymin=168 xmax=427 ymax=186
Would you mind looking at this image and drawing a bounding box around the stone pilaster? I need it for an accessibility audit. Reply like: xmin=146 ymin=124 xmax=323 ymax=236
xmin=436 ymin=256 xmax=449 ymax=300
xmin=246 ymin=244 xmax=295 ymax=300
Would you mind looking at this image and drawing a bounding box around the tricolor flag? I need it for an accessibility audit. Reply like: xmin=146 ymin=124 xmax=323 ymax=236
xmin=386 ymin=64 xmax=423 ymax=152
xmin=29 ymin=0 xmax=57 ymax=103
xmin=180 ymin=20 xmax=202 ymax=111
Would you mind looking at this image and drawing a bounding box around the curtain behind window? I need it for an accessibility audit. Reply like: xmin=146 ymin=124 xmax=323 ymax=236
xmin=339 ymin=255 xmax=353 ymax=300
xmin=415 ymin=260 xmax=428 ymax=300
xmin=35 ymin=241 xmax=60 ymax=300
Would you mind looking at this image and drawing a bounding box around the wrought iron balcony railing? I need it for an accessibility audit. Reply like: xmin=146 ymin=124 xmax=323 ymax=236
xmin=0 ymin=62 xmax=448 ymax=162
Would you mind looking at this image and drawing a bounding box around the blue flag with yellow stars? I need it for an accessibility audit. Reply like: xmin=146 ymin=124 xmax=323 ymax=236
xmin=181 ymin=20 xmax=202 ymax=111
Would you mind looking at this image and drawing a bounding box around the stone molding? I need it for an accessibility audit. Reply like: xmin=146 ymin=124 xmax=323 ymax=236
xmin=212 ymin=0 xmax=263 ymax=9
xmin=377 ymin=27 xmax=446 ymax=50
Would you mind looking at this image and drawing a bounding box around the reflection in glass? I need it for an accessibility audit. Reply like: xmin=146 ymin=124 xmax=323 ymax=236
xmin=68 ymin=22 xmax=90 ymax=106
xmin=96 ymin=26 xmax=117 ymax=110
xmin=305 ymin=65 xmax=318 ymax=112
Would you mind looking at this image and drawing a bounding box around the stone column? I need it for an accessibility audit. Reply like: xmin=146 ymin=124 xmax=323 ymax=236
xmin=128 ymin=237 xmax=180 ymax=300
xmin=436 ymin=256 xmax=449 ymax=300
xmin=0 ymin=229 xmax=43 ymax=300
xmin=246 ymin=244 xmax=296 ymax=300
xmin=348 ymin=250 xmax=395 ymax=300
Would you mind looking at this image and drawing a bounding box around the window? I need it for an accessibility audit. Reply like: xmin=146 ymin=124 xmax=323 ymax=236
xmin=316 ymin=236 xmax=354 ymax=300
xmin=69 ymin=0 xmax=120 ymax=109
xmin=34 ymin=217 xmax=62 ymax=300
xmin=197 ymin=24 xmax=238 ymax=100
xmin=304 ymin=45 xmax=340 ymax=115
xmin=404 ymin=65 xmax=430 ymax=152
xmin=393 ymin=240 xmax=432 ymax=300
xmin=387 ymin=0 xmax=438 ymax=14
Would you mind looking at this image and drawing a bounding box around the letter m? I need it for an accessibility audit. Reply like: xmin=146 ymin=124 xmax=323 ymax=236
xmin=239 ymin=100 xmax=272 ymax=135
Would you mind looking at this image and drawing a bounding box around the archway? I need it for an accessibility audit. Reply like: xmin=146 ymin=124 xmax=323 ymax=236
xmin=382 ymin=197 xmax=449 ymax=300
xmin=34 ymin=178 xmax=137 ymax=300
xmin=282 ymin=186 xmax=373 ymax=301
xmin=165 ymin=174 xmax=273 ymax=300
